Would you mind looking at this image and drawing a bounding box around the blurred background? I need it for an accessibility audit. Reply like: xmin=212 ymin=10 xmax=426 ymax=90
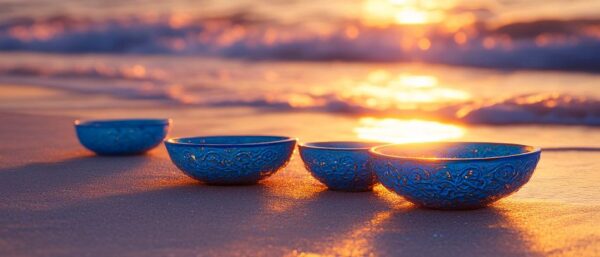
xmin=0 ymin=0 xmax=599 ymax=145
xmin=1 ymin=0 xmax=599 ymax=68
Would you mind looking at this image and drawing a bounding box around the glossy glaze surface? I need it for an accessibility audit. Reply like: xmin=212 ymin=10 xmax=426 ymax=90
xmin=370 ymin=142 xmax=541 ymax=209
xmin=165 ymin=135 xmax=296 ymax=185
xmin=75 ymin=119 xmax=170 ymax=155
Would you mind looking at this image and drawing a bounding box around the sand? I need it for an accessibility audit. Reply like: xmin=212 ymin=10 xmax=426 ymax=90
xmin=0 ymin=110 xmax=598 ymax=257
xmin=0 ymin=82 xmax=599 ymax=257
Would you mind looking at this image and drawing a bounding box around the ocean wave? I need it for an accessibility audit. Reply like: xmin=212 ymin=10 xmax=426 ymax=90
xmin=456 ymin=94 xmax=600 ymax=125
xmin=202 ymin=93 xmax=600 ymax=126
xmin=1 ymin=69 xmax=598 ymax=126
xmin=0 ymin=64 xmax=166 ymax=81
xmin=1 ymin=15 xmax=600 ymax=72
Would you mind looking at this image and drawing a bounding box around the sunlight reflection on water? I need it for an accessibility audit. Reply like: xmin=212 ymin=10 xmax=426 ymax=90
xmin=347 ymin=71 xmax=470 ymax=111
xmin=354 ymin=117 xmax=465 ymax=143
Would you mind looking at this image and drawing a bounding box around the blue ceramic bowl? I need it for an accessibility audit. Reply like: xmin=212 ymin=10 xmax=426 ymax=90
xmin=370 ymin=142 xmax=541 ymax=209
xmin=165 ymin=135 xmax=297 ymax=185
xmin=74 ymin=119 xmax=171 ymax=155
xmin=299 ymin=141 xmax=382 ymax=192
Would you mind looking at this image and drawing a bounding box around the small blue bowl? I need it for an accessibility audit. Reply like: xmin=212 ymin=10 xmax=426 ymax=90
xmin=74 ymin=119 xmax=171 ymax=155
xmin=165 ymin=135 xmax=297 ymax=185
xmin=299 ymin=141 xmax=382 ymax=192
xmin=370 ymin=142 xmax=541 ymax=210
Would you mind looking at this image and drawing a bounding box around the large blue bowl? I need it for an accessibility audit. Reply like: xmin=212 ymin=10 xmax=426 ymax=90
xmin=165 ymin=135 xmax=297 ymax=185
xmin=75 ymin=119 xmax=171 ymax=155
xmin=370 ymin=142 xmax=541 ymax=209
xmin=299 ymin=141 xmax=382 ymax=192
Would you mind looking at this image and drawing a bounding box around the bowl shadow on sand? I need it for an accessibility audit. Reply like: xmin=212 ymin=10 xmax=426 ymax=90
xmin=0 ymin=154 xmax=148 ymax=200
xmin=269 ymin=186 xmax=538 ymax=257
xmin=0 ymin=154 xmax=538 ymax=257
xmin=36 ymin=186 xmax=535 ymax=256
xmin=0 ymin=175 xmax=273 ymax=256
xmin=366 ymin=204 xmax=538 ymax=257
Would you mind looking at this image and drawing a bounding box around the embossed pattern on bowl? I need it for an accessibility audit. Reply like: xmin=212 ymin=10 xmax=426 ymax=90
xmin=165 ymin=135 xmax=297 ymax=185
xmin=299 ymin=141 xmax=382 ymax=192
xmin=75 ymin=119 xmax=171 ymax=155
xmin=370 ymin=142 xmax=541 ymax=209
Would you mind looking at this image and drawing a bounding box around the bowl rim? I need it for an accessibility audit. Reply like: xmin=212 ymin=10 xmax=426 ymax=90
xmin=299 ymin=141 xmax=383 ymax=151
xmin=369 ymin=141 xmax=541 ymax=162
xmin=165 ymin=135 xmax=297 ymax=147
xmin=74 ymin=118 xmax=172 ymax=127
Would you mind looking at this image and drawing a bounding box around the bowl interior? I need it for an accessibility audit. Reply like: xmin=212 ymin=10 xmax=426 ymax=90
xmin=75 ymin=119 xmax=170 ymax=127
xmin=168 ymin=135 xmax=294 ymax=146
xmin=301 ymin=141 xmax=382 ymax=150
xmin=373 ymin=142 xmax=537 ymax=160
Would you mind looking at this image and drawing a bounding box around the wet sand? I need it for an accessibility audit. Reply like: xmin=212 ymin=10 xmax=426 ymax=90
xmin=0 ymin=110 xmax=599 ymax=257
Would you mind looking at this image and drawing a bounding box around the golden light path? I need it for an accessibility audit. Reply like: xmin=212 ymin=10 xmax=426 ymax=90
xmin=347 ymin=71 xmax=470 ymax=110
xmin=354 ymin=117 xmax=464 ymax=143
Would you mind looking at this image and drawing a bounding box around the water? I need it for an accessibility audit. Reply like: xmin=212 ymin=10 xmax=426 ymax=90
xmin=0 ymin=0 xmax=599 ymax=143
xmin=0 ymin=53 xmax=598 ymax=126
xmin=0 ymin=0 xmax=599 ymax=70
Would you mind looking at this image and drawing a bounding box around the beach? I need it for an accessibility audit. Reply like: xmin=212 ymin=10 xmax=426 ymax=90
xmin=1 ymin=0 xmax=599 ymax=255
xmin=1 ymin=81 xmax=599 ymax=256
